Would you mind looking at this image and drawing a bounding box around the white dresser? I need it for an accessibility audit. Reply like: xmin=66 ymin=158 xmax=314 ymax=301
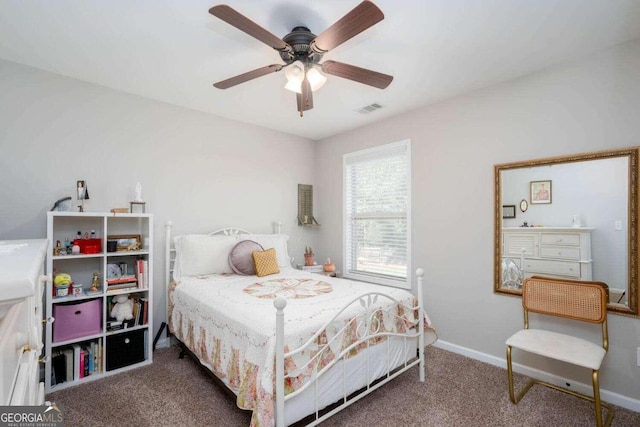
xmin=502 ymin=227 xmax=593 ymax=281
xmin=0 ymin=239 xmax=48 ymax=405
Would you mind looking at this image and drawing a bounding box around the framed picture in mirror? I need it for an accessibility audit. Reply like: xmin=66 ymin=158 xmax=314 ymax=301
xmin=530 ymin=180 xmax=552 ymax=204
xmin=502 ymin=205 xmax=516 ymax=219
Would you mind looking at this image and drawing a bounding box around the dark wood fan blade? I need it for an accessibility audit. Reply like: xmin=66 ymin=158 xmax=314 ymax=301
xmin=311 ymin=0 xmax=384 ymax=53
xmin=321 ymin=60 xmax=392 ymax=89
xmin=296 ymin=78 xmax=313 ymax=116
xmin=214 ymin=64 xmax=283 ymax=89
xmin=209 ymin=5 xmax=290 ymax=52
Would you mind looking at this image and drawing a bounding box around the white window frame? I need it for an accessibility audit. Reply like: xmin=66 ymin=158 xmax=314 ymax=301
xmin=343 ymin=139 xmax=411 ymax=289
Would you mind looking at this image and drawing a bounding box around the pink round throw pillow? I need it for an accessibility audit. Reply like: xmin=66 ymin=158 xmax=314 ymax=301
xmin=228 ymin=240 xmax=264 ymax=275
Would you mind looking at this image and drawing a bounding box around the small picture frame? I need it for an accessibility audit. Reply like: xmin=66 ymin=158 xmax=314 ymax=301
xmin=107 ymin=234 xmax=141 ymax=252
xmin=502 ymin=205 xmax=516 ymax=219
xmin=530 ymin=180 xmax=552 ymax=204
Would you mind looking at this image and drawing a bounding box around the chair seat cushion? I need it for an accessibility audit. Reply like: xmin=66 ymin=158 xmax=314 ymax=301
xmin=506 ymin=329 xmax=606 ymax=370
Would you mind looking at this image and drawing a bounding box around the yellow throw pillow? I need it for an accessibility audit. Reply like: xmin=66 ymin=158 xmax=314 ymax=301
xmin=252 ymin=248 xmax=280 ymax=277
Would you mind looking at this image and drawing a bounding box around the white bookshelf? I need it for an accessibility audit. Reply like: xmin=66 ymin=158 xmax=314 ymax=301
xmin=45 ymin=212 xmax=153 ymax=392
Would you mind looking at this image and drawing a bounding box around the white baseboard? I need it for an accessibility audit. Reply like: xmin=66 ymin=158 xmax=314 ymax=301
xmin=432 ymin=340 xmax=640 ymax=413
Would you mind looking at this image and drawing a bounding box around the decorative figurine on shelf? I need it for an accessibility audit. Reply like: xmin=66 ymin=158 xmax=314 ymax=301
xmin=54 ymin=240 xmax=62 ymax=256
xmin=130 ymin=182 xmax=146 ymax=213
xmin=134 ymin=182 xmax=143 ymax=202
xmin=90 ymin=272 xmax=100 ymax=292
xmin=571 ymin=214 xmax=582 ymax=228
xmin=323 ymin=258 xmax=336 ymax=273
xmin=304 ymin=246 xmax=315 ymax=266
xmin=110 ymin=294 xmax=134 ymax=322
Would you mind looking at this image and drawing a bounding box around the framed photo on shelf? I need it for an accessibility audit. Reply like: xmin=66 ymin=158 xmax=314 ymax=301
xmin=530 ymin=180 xmax=552 ymax=204
xmin=107 ymin=234 xmax=141 ymax=251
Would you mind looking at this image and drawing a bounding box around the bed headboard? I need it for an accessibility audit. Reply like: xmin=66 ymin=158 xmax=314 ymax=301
xmin=164 ymin=221 xmax=283 ymax=286
xmin=208 ymin=228 xmax=251 ymax=236
xmin=164 ymin=224 xmax=253 ymax=285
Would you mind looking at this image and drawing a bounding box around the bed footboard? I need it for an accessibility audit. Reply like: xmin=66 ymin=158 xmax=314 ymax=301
xmin=274 ymin=268 xmax=427 ymax=427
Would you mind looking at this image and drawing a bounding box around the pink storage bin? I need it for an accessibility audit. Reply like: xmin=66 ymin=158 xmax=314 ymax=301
xmin=53 ymin=298 xmax=102 ymax=343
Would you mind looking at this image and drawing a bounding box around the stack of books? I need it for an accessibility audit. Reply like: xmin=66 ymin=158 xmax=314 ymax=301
xmin=51 ymin=341 xmax=102 ymax=385
xmin=300 ymin=264 xmax=324 ymax=273
xmin=106 ymin=275 xmax=138 ymax=293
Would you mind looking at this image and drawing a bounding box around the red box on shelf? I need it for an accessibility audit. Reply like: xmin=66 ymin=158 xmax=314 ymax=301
xmin=75 ymin=238 xmax=102 ymax=254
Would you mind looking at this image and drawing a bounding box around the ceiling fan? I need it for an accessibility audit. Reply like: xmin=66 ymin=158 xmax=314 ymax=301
xmin=209 ymin=1 xmax=393 ymax=117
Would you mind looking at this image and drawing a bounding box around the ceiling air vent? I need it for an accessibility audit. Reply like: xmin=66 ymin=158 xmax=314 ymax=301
xmin=357 ymin=103 xmax=383 ymax=114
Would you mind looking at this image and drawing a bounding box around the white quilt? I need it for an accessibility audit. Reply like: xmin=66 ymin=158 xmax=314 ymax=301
xmin=169 ymin=267 xmax=436 ymax=427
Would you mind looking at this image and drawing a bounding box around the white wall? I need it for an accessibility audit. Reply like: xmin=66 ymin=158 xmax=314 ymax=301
xmin=0 ymin=59 xmax=319 ymax=338
xmin=315 ymin=39 xmax=640 ymax=401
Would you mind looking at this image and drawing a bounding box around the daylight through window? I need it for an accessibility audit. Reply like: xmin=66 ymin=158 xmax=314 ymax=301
xmin=343 ymin=140 xmax=411 ymax=288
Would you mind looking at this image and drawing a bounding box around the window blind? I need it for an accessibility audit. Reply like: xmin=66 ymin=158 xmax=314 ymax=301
xmin=344 ymin=140 xmax=410 ymax=288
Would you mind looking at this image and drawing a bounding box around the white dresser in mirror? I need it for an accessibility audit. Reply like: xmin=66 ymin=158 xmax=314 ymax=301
xmin=502 ymin=227 xmax=593 ymax=283
xmin=0 ymin=239 xmax=48 ymax=405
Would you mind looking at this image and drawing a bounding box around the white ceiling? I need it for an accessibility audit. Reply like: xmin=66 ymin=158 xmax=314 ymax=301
xmin=1 ymin=1 xmax=640 ymax=140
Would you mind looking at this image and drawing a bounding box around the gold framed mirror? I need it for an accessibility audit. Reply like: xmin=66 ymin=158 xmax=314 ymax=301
xmin=494 ymin=147 xmax=639 ymax=317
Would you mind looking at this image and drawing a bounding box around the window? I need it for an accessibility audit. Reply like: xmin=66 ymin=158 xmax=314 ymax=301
xmin=343 ymin=140 xmax=411 ymax=288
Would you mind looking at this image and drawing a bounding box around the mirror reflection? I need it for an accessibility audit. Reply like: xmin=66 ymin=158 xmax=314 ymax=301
xmin=494 ymin=147 xmax=639 ymax=316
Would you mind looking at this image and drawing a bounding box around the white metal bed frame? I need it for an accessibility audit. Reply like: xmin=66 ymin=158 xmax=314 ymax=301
xmin=164 ymin=222 xmax=426 ymax=427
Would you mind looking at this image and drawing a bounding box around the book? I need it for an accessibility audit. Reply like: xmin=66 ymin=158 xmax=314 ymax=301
xmin=141 ymin=297 xmax=148 ymax=325
xmin=301 ymin=265 xmax=324 ymax=272
xmin=106 ymin=284 xmax=138 ymax=293
xmin=79 ymin=348 xmax=85 ymax=379
xmin=106 ymin=275 xmax=137 ymax=285
xmin=63 ymin=348 xmax=74 ymax=382
xmin=132 ymin=300 xmax=141 ymax=326
xmin=135 ymin=259 xmax=148 ymax=288
xmin=72 ymin=344 xmax=82 ymax=381
xmin=83 ymin=348 xmax=90 ymax=377
xmin=52 ymin=351 xmax=66 ymax=385
xmin=88 ymin=342 xmax=95 ymax=374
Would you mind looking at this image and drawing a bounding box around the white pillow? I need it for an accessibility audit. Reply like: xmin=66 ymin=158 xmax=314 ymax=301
xmin=240 ymin=234 xmax=291 ymax=268
xmin=173 ymin=234 xmax=240 ymax=279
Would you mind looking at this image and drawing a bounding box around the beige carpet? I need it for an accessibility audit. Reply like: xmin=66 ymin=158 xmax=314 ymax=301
xmin=47 ymin=345 xmax=639 ymax=426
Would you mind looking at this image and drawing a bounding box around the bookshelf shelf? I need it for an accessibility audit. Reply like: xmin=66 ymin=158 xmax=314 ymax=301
xmin=45 ymin=212 xmax=153 ymax=392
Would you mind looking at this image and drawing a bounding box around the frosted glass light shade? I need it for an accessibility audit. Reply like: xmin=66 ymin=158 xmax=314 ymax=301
xmin=284 ymin=61 xmax=327 ymax=93
xmin=306 ymin=68 xmax=327 ymax=91
xmin=284 ymin=79 xmax=302 ymax=93
xmin=284 ymin=61 xmax=304 ymax=81
xmin=284 ymin=61 xmax=304 ymax=93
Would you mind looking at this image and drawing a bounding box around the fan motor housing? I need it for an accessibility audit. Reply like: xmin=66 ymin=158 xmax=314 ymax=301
xmin=280 ymin=26 xmax=323 ymax=64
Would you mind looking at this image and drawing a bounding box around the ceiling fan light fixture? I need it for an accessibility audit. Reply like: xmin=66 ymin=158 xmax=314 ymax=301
xmin=284 ymin=79 xmax=302 ymax=94
xmin=284 ymin=61 xmax=304 ymax=93
xmin=209 ymin=1 xmax=391 ymax=116
xmin=285 ymin=60 xmax=304 ymax=80
xmin=306 ymin=68 xmax=327 ymax=91
xmin=284 ymin=61 xmax=326 ymax=93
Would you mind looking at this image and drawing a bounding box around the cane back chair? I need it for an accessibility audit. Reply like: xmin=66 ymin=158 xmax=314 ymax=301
xmin=506 ymin=276 xmax=614 ymax=427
